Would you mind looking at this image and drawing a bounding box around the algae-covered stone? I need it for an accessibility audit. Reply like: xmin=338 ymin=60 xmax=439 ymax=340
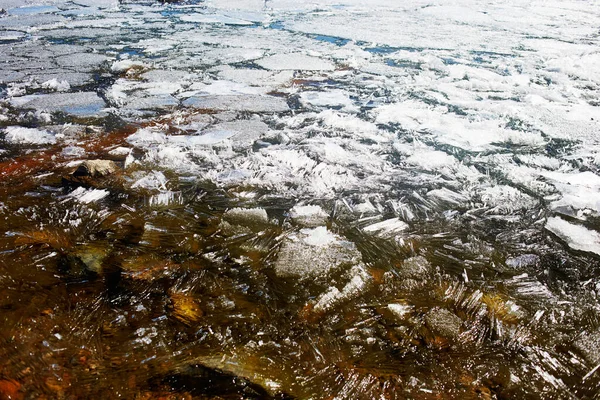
xmin=424 ymin=307 xmax=463 ymax=340
xmin=73 ymin=160 xmax=119 ymax=178
xmin=74 ymin=244 xmax=110 ymax=273
xmin=223 ymin=207 xmax=269 ymax=230
xmin=169 ymin=290 xmax=203 ymax=326
xmin=573 ymin=329 xmax=600 ymax=365
xmin=399 ymin=255 xmax=431 ymax=280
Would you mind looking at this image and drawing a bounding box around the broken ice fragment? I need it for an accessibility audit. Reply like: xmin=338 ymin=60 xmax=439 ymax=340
xmin=274 ymin=227 xmax=361 ymax=278
xmin=290 ymin=204 xmax=329 ymax=228
xmin=573 ymin=329 xmax=600 ymax=365
xmin=363 ymin=218 xmax=408 ymax=238
xmin=388 ymin=303 xmax=413 ymax=319
xmin=313 ymin=264 xmax=372 ymax=313
xmin=67 ymin=187 xmax=109 ymax=204
xmin=182 ymin=95 xmax=289 ymax=113
xmin=545 ymin=216 xmax=600 ymax=256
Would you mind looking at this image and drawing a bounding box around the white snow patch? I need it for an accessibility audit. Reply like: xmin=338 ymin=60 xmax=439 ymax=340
xmin=4 ymin=126 xmax=56 ymax=145
xmin=301 ymin=226 xmax=338 ymax=247
xmin=546 ymin=217 xmax=600 ymax=256
xmin=41 ymin=78 xmax=70 ymax=92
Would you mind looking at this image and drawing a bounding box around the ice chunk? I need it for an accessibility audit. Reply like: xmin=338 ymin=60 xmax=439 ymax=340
xmin=398 ymin=255 xmax=431 ymax=280
xmin=573 ymin=329 xmax=600 ymax=365
xmin=274 ymin=227 xmax=361 ymax=278
xmin=3 ymin=126 xmax=56 ymax=145
xmin=363 ymin=218 xmax=408 ymax=237
xmin=55 ymin=53 xmax=110 ymax=71
xmin=189 ymin=80 xmax=264 ymax=96
xmin=299 ymin=90 xmax=355 ymax=110
xmin=290 ymin=205 xmax=329 ymax=228
xmin=545 ymin=217 xmax=600 ymax=256
xmin=388 ymin=303 xmax=413 ymax=319
xmin=301 ymin=226 xmax=337 ymax=246
xmin=148 ymin=191 xmax=183 ymax=207
xmin=41 ymin=78 xmax=70 ymax=92
xmin=255 ymin=53 xmax=335 ymax=71
xmin=182 ymin=95 xmax=288 ymax=113
xmin=67 ymin=187 xmax=109 ymax=204
xmin=506 ymin=254 xmax=540 ymax=269
xmin=313 ymin=265 xmax=372 ymax=312
xmin=111 ymin=59 xmax=148 ymax=73
xmin=8 ymin=5 xmax=60 ymax=15
xmin=480 ymin=185 xmax=537 ymax=214
xmin=131 ymin=171 xmax=168 ymax=191
xmin=61 ymin=146 xmax=85 ymax=158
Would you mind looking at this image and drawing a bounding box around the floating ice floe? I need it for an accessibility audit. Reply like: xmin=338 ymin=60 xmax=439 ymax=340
xmin=180 ymin=13 xmax=254 ymax=26
xmin=10 ymin=92 xmax=106 ymax=117
xmin=255 ymin=53 xmax=335 ymax=71
xmin=182 ymin=95 xmax=289 ymax=113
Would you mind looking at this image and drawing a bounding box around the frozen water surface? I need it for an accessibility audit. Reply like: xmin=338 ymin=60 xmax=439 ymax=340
xmin=0 ymin=0 xmax=600 ymax=397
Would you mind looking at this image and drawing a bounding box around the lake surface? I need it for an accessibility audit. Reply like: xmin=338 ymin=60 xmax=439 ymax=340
xmin=1 ymin=0 xmax=600 ymax=398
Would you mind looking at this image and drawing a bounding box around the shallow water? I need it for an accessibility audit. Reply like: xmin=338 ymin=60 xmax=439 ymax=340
xmin=1 ymin=0 xmax=600 ymax=398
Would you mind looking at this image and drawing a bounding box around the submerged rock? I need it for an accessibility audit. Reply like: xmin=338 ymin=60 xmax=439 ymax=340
xmin=169 ymin=290 xmax=203 ymax=326
xmin=399 ymin=255 xmax=431 ymax=280
xmin=274 ymin=226 xmax=361 ymax=278
xmin=223 ymin=207 xmax=269 ymax=228
xmin=74 ymin=244 xmax=110 ymax=273
xmin=573 ymin=329 xmax=600 ymax=365
xmin=73 ymin=160 xmax=119 ymax=178
xmin=424 ymin=307 xmax=463 ymax=341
